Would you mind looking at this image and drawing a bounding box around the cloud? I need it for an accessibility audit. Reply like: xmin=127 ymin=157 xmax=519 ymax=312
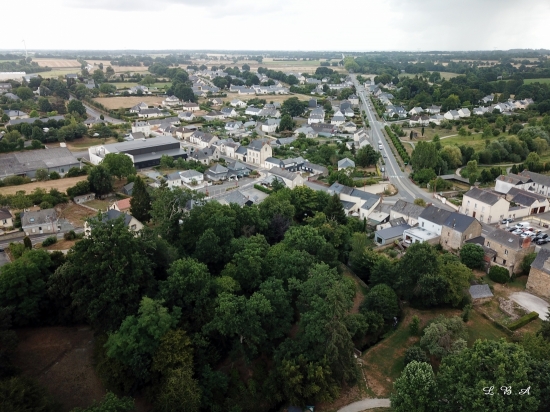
xmin=63 ymin=0 xmax=222 ymax=11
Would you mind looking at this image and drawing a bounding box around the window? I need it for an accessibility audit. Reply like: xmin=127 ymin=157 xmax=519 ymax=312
xmin=482 ymin=206 xmax=485 ymax=212
xmin=505 ymin=250 xmax=508 ymax=255
xmin=487 ymin=242 xmax=490 ymax=247
xmin=467 ymin=200 xmax=470 ymax=205
xmin=503 ymin=260 xmax=507 ymax=265
xmin=475 ymin=203 xmax=477 ymax=209
xmin=422 ymin=222 xmax=424 ymax=227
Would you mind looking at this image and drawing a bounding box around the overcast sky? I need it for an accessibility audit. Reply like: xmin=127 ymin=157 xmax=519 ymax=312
xmin=3 ymin=0 xmax=550 ymax=51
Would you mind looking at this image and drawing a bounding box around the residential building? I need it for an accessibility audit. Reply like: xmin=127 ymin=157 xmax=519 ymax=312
xmin=3 ymin=110 xmax=29 ymax=120
xmin=418 ymin=205 xmax=452 ymax=235
xmin=221 ymin=107 xmax=237 ymax=118
xmin=328 ymin=182 xmax=381 ymax=219
xmin=311 ymin=123 xmax=337 ymax=137
xmin=342 ymin=121 xmax=357 ymax=132
xmin=137 ymin=108 xmax=163 ymax=118
xmin=429 ymin=114 xmax=445 ymax=125
xmin=390 ymin=200 xmax=425 ymax=226
xmin=426 ymin=105 xmax=441 ymax=114
xmin=217 ymin=190 xmax=253 ymax=208
xmin=205 ymin=163 xmax=229 ymax=181
xmin=469 ymin=284 xmax=494 ymax=304
xmin=264 ymin=157 xmax=283 ymax=169
xmin=440 ymin=213 xmax=482 ymax=251
xmin=348 ymin=94 xmax=359 ymax=105
xmin=84 ymin=209 xmax=143 ymax=238
xmin=308 ymin=107 xmax=325 ymax=124
xmin=189 ymin=146 xmax=220 ymax=165
xmin=480 ymin=228 xmax=535 ymax=274
xmin=518 ymin=170 xmax=550 ymax=197
xmin=458 ymin=108 xmax=471 ymax=118
xmin=180 ymin=169 xmax=204 ymax=185
xmin=225 ymin=121 xmax=243 ymax=132
xmin=409 ymin=107 xmax=424 ymax=116
xmin=245 ymin=106 xmax=262 ymax=116
xmin=0 ymin=208 xmax=14 ymax=228
xmin=267 ymin=167 xmax=304 ymax=189
xmin=246 ymin=139 xmax=272 ymax=166
xmin=374 ymin=224 xmax=411 ymax=246
xmin=130 ymin=102 xmax=150 ymax=113
xmin=190 ymin=131 xmax=219 ymax=148
xmin=226 ymin=160 xmax=250 ymax=178
xmin=230 ymin=99 xmax=246 ymax=108
xmin=481 ymin=94 xmax=494 ymax=104
xmin=162 ymin=95 xmax=181 ymax=107
xmin=494 ymin=173 xmax=532 ymax=194
xmin=526 ymin=249 xmax=550 ymax=298
xmin=302 ymin=162 xmax=328 ymax=176
xmin=129 ymin=85 xmax=149 ymax=95
xmin=88 ymin=137 xmax=187 ymax=169
xmin=109 ymin=198 xmax=132 ymax=213
xmin=505 ymin=187 xmax=548 ymax=215
xmin=460 ymin=187 xmax=510 ymax=223
xmin=182 ymin=102 xmax=200 ymax=112
xmin=210 ymin=98 xmax=224 ymax=106
xmin=21 ymin=208 xmax=58 ymax=236
xmin=444 ymin=110 xmax=461 ymax=121
xmin=338 ymin=158 xmax=355 ymax=170
xmin=178 ymin=111 xmax=195 ymax=122
xmin=402 ymin=226 xmax=440 ymax=246
xmin=409 ymin=115 xmax=430 ymax=126
xmin=204 ymin=111 xmax=226 ymax=121
xmin=261 ymin=119 xmax=280 ymax=133
xmin=293 ymin=126 xmax=318 ymax=138
xmin=122 ymin=182 xmax=134 ymax=196
xmin=132 ymin=121 xmax=151 ymax=134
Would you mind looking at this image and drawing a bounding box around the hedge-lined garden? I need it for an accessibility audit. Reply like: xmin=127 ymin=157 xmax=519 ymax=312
xmin=384 ymin=125 xmax=410 ymax=164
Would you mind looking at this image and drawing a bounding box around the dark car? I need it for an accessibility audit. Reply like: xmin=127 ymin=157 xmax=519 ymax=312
xmin=536 ymin=239 xmax=549 ymax=245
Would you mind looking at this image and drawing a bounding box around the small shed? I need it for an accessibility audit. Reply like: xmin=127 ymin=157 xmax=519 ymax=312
xmin=73 ymin=193 xmax=95 ymax=204
xmin=469 ymin=284 xmax=493 ymax=305
xmin=374 ymin=223 xmax=411 ymax=246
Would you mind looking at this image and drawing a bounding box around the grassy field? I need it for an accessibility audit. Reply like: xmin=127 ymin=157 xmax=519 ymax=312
xmin=399 ymin=72 xmax=461 ymax=80
xmin=524 ymin=78 xmax=550 ymax=85
xmin=110 ymin=82 xmax=172 ymax=90
xmin=40 ymin=68 xmax=80 ymax=78
xmin=224 ymin=91 xmax=311 ymax=104
xmin=0 ymin=176 xmax=88 ymax=196
xmin=66 ymin=137 xmax=118 ymax=151
xmin=34 ymin=58 xmax=80 ymax=68
xmin=361 ymin=305 xmax=509 ymax=397
xmin=83 ymin=199 xmax=110 ymax=211
xmin=440 ymin=133 xmax=495 ymax=151
xmin=93 ymin=96 xmax=163 ymax=110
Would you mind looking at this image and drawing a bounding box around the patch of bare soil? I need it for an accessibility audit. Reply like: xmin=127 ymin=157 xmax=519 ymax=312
xmin=316 ymin=385 xmax=363 ymax=412
xmin=13 ymin=326 xmax=106 ymax=412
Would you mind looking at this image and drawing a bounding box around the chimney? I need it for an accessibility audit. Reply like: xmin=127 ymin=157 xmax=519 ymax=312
xmin=522 ymin=236 xmax=532 ymax=249
xmin=452 ymin=219 xmax=456 ymax=228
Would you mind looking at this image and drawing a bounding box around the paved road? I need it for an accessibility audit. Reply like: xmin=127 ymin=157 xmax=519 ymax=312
xmin=352 ymin=76 xmax=452 ymax=211
xmin=509 ymin=292 xmax=549 ymax=319
xmin=69 ymin=95 xmax=124 ymax=124
xmin=0 ymin=228 xmax=84 ymax=253
xmin=337 ymin=398 xmax=391 ymax=412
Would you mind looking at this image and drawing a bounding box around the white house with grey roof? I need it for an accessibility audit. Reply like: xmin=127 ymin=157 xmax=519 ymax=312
xmin=267 ymin=167 xmax=304 ymax=189
xmin=418 ymin=205 xmax=453 ymax=235
xmin=338 ymin=158 xmax=355 ymax=171
xmin=21 ymin=208 xmax=59 ymax=236
xmin=504 ymin=187 xmax=549 ymax=216
xmin=444 ymin=110 xmax=461 ymax=121
xmin=390 ymin=200 xmax=425 ymax=226
xmin=180 ymin=169 xmax=204 ymax=185
xmin=374 ymin=224 xmax=411 ymax=246
xmin=328 ymin=182 xmax=381 ymax=219
xmin=460 ymin=187 xmax=509 ymax=224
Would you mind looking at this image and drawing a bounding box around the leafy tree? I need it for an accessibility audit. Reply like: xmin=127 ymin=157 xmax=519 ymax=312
xmin=488 ymin=265 xmax=509 ymax=283
xmin=438 ymin=255 xmax=471 ymax=307
xmin=130 ymin=176 xmax=151 ymax=222
xmin=15 ymin=86 xmax=33 ymax=100
xmin=35 ymin=168 xmax=49 ymax=181
xmin=150 ymin=187 xmax=195 ymax=244
xmin=420 ymin=316 xmax=468 ymax=359
xmin=67 ymin=99 xmax=87 ymax=116
xmin=355 ymin=145 xmax=380 ymax=167
xmin=149 ymin=330 xmax=201 ymax=412
xmin=106 ymin=297 xmax=180 ymax=384
xmin=0 ymin=376 xmax=57 ymax=412
xmin=173 ymin=84 xmax=196 ymax=102
xmin=360 ymin=283 xmax=399 ymax=321
xmin=0 ymin=250 xmax=53 ymax=326
xmin=101 ymin=153 xmax=136 ymax=180
xmin=409 ymin=315 xmax=420 ymax=336
xmin=466 ymin=160 xmax=479 ymax=185
xmin=414 ymin=198 xmax=427 ymax=207
xmin=47 ymin=215 xmax=157 ymax=332
xmin=282 ymin=97 xmax=306 ymax=117
xmin=460 ymin=243 xmax=485 ymax=269
xmin=71 ymin=392 xmax=134 ymax=412
xmin=404 ymin=346 xmax=429 ymax=366
xmin=411 ymin=141 xmax=438 ymax=171
xmin=396 ymin=242 xmax=440 ymax=299
xmin=391 ymin=361 xmax=437 ymax=412
xmin=279 ymin=114 xmax=294 ymax=131
xmin=440 ymin=146 xmax=462 ymax=169
xmin=99 ymin=83 xmax=117 ymax=94
xmin=436 ymin=339 xmax=539 ymax=412
xmin=323 ymin=193 xmax=347 ymax=224
xmin=23 ymin=236 xmax=32 ymax=249
xmin=521 ymin=252 xmax=537 ymax=275
xmin=88 ymin=165 xmax=113 ymax=197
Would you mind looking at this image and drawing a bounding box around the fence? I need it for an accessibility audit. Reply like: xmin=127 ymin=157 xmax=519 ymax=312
xmin=434 ymin=193 xmax=460 ymax=211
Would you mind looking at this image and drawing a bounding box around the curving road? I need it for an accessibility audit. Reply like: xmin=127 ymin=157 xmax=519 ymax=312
xmin=337 ymin=398 xmax=391 ymax=412
xmin=69 ymin=95 xmax=125 ymax=124
xmin=352 ymin=75 xmax=451 ymax=210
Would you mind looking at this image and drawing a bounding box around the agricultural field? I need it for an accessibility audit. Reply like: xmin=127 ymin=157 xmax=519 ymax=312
xmin=110 ymin=82 xmax=172 ymax=90
xmin=40 ymin=68 xmax=80 ymax=78
xmin=399 ymin=71 xmax=461 ymax=80
xmin=0 ymin=175 xmax=88 ymax=196
xmin=524 ymin=78 xmax=550 ymax=85
xmin=439 ymin=132 xmax=491 ymax=151
xmin=224 ymin=91 xmax=312 ymax=104
xmin=93 ymin=95 xmax=163 ymax=110
xmin=65 ymin=136 xmax=118 ymax=151
xmin=33 ymin=58 xmax=80 ymax=68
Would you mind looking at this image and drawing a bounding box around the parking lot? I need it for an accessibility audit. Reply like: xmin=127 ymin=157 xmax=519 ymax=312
xmin=496 ymin=218 xmax=550 ymax=251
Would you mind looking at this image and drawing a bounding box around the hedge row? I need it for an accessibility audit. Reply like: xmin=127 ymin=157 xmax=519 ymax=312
xmin=508 ymin=311 xmax=539 ymax=331
xmin=384 ymin=126 xmax=410 ymax=164
xmin=254 ymin=184 xmax=272 ymax=194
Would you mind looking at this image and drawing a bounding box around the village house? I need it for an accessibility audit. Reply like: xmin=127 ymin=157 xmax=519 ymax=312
xmin=204 ymin=111 xmax=226 ymax=121
xmin=328 ymin=182 xmax=381 ymax=219
xmin=137 ymin=108 xmax=163 ymax=119
xmin=246 ymin=139 xmax=273 ymax=166
xmin=0 ymin=208 xmax=14 ymax=228
xmin=85 ymin=209 xmax=143 ymax=238
xmin=261 ymin=119 xmax=281 ymax=133
xmin=109 ymin=198 xmax=132 ymax=213
xmin=73 ymin=193 xmax=95 ymax=204
xmin=205 ymin=163 xmax=229 ymax=181
xmin=21 ymin=208 xmax=58 ymax=236
xmin=132 ymin=121 xmax=151 ymax=134
xmin=182 ymin=102 xmax=200 ymax=112
xmin=190 ymin=146 xmax=220 ymax=165
xmin=162 ymin=95 xmax=181 ymax=107
xmin=426 ymin=105 xmax=441 ymax=114
xmin=444 ymin=110 xmax=461 ymax=121
xmin=460 ymin=187 xmax=510 ymax=224
xmin=440 ymin=213 xmax=482 ymax=251
xmin=130 ymin=102 xmax=149 ymax=114
xmin=338 ymin=158 xmax=355 ymax=171
xmin=402 ymin=226 xmax=440 ymax=246
xmin=209 ymin=98 xmax=224 ymax=106
xmin=418 ymin=205 xmax=452 ymax=235
xmin=178 ymin=111 xmax=195 ymax=122
xmin=230 ymin=99 xmax=246 ymax=108
xmin=180 ymin=170 xmax=204 ymax=185
xmin=375 ymin=224 xmax=411 ymax=246
xmin=408 ymin=107 xmax=424 ymax=116
xmin=505 ymin=187 xmax=549 ymax=216
xmin=267 ymin=167 xmax=304 ymax=189
xmin=458 ymin=108 xmax=471 ymax=118
xmin=190 ymin=131 xmax=219 ymax=148
xmin=221 ymin=107 xmax=237 ymax=118
xmin=390 ymin=200 xmax=425 ymax=226
xmin=302 ymin=162 xmax=328 ymax=176
xmin=527 ymin=249 xmax=550 ymax=299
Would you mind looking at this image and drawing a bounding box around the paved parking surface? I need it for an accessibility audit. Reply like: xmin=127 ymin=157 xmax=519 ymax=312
xmin=0 ymin=251 xmax=10 ymax=267
xmin=509 ymin=292 xmax=549 ymax=319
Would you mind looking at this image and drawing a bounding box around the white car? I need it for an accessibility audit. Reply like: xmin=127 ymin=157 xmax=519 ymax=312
xmin=521 ymin=231 xmax=535 ymax=238
xmin=512 ymin=229 xmax=523 ymax=235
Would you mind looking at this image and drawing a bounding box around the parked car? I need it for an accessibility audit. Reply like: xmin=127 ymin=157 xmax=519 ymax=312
xmin=521 ymin=231 xmax=535 ymax=238
xmin=501 ymin=218 xmax=513 ymax=224
xmin=536 ymin=239 xmax=549 ymax=245
xmin=513 ymin=229 xmax=523 ymax=235
xmin=507 ymin=227 xmax=517 ymax=232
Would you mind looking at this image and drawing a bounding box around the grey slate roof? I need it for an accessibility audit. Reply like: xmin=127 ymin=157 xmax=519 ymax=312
xmin=419 ymin=205 xmax=452 ymax=225
xmin=340 ymin=200 xmax=356 ymax=210
xmin=464 ymin=187 xmax=501 ymax=205
xmin=248 ymin=139 xmax=270 ymax=151
xmin=98 ymin=209 xmax=133 ymax=226
xmin=497 ymin=173 xmax=531 ymax=186
xmin=375 ymin=224 xmax=411 ymax=239
xmin=166 ymin=172 xmax=182 ymax=180
xmin=338 ymin=158 xmax=355 ymax=169
xmin=0 ymin=208 xmax=12 ymax=220
xmin=269 ymin=166 xmax=301 ymax=181
xmin=442 ymin=212 xmax=479 ymax=233
xmin=507 ymin=187 xmax=546 ymax=203
xmin=180 ymin=169 xmax=203 ymax=179
xmin=219 ymin=190 xmax=249 ymax=207
xmin=484 ymin=228 xmax=526 ymax=250
xmin=21 ymin=208 xmax=57 ymax=227
xmin=389 ymin=217 xmax=407 ymax=227
xmin=391 ymin=200 xmax=424 ymax=219
xmin=530 ymin=248 xmax=550 ymax=274
xmin=469 ymin=284 xmax=493 ymax=299
xmin=518 ymin=170 xmax=550 ymax=188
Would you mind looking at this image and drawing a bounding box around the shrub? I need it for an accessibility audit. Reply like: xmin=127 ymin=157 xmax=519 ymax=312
xmin=409 ymin=315 xmax=420 ymax=336
xmin=361 ymin=283 xmax=400 ymax=321
xmin=41 ymin=236 xmax=58 ymax=247
xmin=254 ymin=184 xmax=272 ymax=194
xmin=404 ymin=346 xmax=429 ymax=366
xmin=384 ymin=126 xmax=410 ymax=164
xmin=488 ymin=265 xmax=509 ymax=284
xmin=49 ymin=171 xmax=61 ymax=180
xmin=462 ymin=303 xmax=472 ymax=322
xmin=63 ymin=230 xmax=77 ymax=241
xmin=508 ymin=311 xmax=539 ymax=331
xmin=9 ymin=242 xmax=26 ymax=259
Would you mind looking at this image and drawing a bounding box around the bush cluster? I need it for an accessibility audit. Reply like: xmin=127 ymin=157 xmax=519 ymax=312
xmin=488 ymin=265 xmax=509 ymax=284
xmin=508 ymin=311 xmax=539 ymax=331
xmin=385 ymin=126 xmax=410 ymax=164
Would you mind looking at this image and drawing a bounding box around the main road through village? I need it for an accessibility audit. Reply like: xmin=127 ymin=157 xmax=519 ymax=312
xmin=351 ymin=75 xmax=452 ymax=210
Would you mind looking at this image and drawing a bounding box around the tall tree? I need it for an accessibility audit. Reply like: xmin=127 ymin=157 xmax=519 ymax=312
xmin=67 ymin=99 xmax=87 ymax=116
xmin=411 ymin=141 xmax=438 ymax=171
xmin=101 ymin=153 xmax=136 ymax=180
xmin=130 ymin=176 xmax=151 ymax=222
xmin=391 ymin=361 xmax=437 ymax=412
xmin=355 ymin=145 xmax=380 ymax=167
xmin=323 ymin=194 xmax=347 ymax=224
xmin=88 ymin=165 xmax=113 ymax=197
xmin=279 ymin=114 xmax=294 ymax=131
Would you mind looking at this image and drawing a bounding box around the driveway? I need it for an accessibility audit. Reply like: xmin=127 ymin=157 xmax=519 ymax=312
xmin=337 ymin=398 xmax=391 ymax=412
xmin=509 ymin=292 xmax=549 ymax=319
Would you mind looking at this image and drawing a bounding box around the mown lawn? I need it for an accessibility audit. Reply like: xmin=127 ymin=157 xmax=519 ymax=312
xmin=440 ymin=133 xmax=498 ymax=151
xmin=524 ymin=78 xmax=550 ymax=85
xmin=467 ymin=310 xmax=510 ymax=345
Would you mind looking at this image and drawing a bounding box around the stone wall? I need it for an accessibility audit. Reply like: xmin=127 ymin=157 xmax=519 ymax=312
xmin=526 ymin=267 xmax=550 ymax=299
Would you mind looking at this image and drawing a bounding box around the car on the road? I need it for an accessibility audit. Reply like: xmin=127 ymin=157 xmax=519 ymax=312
xmin=383 ymin=153 xmax=387 ymax=158
xmin=0 ymin=248 xmax=4 ymax=252
xmin=536 ymin=239 xmax=549 ymax=245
